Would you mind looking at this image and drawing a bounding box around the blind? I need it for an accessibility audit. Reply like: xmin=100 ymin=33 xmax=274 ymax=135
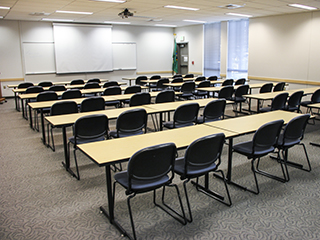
xmin=227 ymin=19 xmax=249 ymax=78
xmin=204 ymin=22 xmax=221 ymax=77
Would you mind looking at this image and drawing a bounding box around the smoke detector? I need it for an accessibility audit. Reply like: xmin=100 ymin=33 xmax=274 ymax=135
xmin=218 ymin=4 xmax=245 ymax=9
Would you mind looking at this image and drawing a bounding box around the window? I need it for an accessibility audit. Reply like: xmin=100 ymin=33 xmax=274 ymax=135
xmin=204 ymin=22 xmax=221 ymax=77
xmin=227 ymin=19 xmax=249 ymax=79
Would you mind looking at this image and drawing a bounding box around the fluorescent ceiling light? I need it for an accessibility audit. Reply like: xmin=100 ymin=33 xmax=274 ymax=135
xmin=225 ymin=13 xmax=252 ymax=18
xmin=104 ymin=21 xmax=130 ymax=24
xmin=155 ymin=24 xmax=177 ymax=27
xmin=42 ymin=18 xmax=74 ymax=22
xmin=164 ymin=5 xmax=199 ymax=11
xmin=90 ymin=0 xmax=126 ymax=2
xmin=288 ymin=4 xmax=317 ymax=10
xmin=183 ymin=19 xmax=206 ymax=23
xmin=56 ymin=10 xmax=93 ymax=15
xmin=0 ymin=16 xmax=3 ymax=19
xmin=0 ymin=6 xmax=10 ymax=10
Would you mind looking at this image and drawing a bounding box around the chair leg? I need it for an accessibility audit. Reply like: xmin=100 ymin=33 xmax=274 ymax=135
xmin=127 ymin=193 xmax=138 ymax=240
xmin=47 ymin=124 xmax=55 ymax=152
xmin=285 ymin=143 xmax=311 ymax=173
xmin=255 ymin=151 xmax=287 ymax=182
xmin=73 ymin=148 xmax=80 ymax=180
xmin=155 ymin=184 xmax=187 ymax=225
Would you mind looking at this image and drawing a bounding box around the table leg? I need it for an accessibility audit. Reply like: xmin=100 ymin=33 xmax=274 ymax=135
xmin=40 ymin=109 xmax=46 ymax=145
xmin=14 ymin=92 xmax=19 ymax=111
xmin=226 ymin=138 xmax=233 ymax=183
xmin=28 ymin=105 xmax=33 ymax=129
xmin=159 ymin=112 xmax=163 ymax=131
xmin=21 ymin=98 xmax=27 ymax=120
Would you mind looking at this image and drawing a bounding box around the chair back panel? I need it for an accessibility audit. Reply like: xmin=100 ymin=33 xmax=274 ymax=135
xmin=204 ymin=99 xmax=226 ymax=121
xmin=195 ymin=76 xmax=206 ymax=82
xmin=38 ymin=81 xmax=53 ymax=87
xmin=287 ymin=91 xmax=303 ymax=108
xmin=174 ymin=103 xmax=199 ymax=125
xmin=103 ymin=86 xmax=121 ymax=96
xmin=181 ymin=81 xmax=195 ymax=93
xmin=71 ymin=79 xmax=84 ymax=85
xmin=103 ymin=81 xmax=119 ymax=88
xmin=197 ymin=80 xmax=211 ymax=88
xmin=74 ymin=114 xmax=108 ymax=140
xmin=235 ymin=84 xmax=249 ymax=97
xmin=282 ymin=114 xmax=310 ymax=144
xmin=235 ymin=78 xmax=246 ymax=85
xmin=124 ymin=85 xmax=141 ymax=94
xmin=26 ymin=86 xmax=44 ymax=94
xmin=273 ymin=82 xmax=285 ymax=92
xmin=129 ymin=92 xmax=151 ymax=107
xmin=51 ymin=101 xmax=78 ymax=116
xmin=84 ymin=82 xmax=100 ymax=89
xmin=218 ymin=86 xmax=234 ymax=100
xmin=117 ymin=108 xmax=147 ymax=134
xmin=18 ymin=82 xmax=34 ymax=89
xmin=222 ymin=79 xmax=234 ymax=86
xmin=36 ymin=91 xmax=58 ymax=102
xmin=207 ymin=76 xmax=218 ymax=81
xmin=271 ymin=92 xmax=289 ymax=110
xmin=49 ymin=85 xmax=66 ymax=92
xmin=155 ymin=90 xmax=175 ymax=103
xmin=311 ymin=89 xmax=320 ymax=103
xmin=62 ymin=89 xmax=82 ymax=99
xmin=135 ymin=76 xmax=147 ymax=85
xmin=171 ymin=77 xmax=183 ymax=83
xmin=150 ymin=75 xmax=161 ymax=80
xmin=80 ymin=96 xmax=105 ymax=112
xmin=260 ymin=83 xmax=273 ymax=93
xmin=87 ymin=78 xmax=101 ymax=83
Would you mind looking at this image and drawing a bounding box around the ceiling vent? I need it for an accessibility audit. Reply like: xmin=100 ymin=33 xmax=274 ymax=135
xmin=29 ymin=12 xmax=50 ymax=16
xmin=219 ymin=4 xmax=245 ymax=9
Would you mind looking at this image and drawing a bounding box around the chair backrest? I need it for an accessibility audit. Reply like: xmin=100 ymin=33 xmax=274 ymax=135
xmin=18 ymin=82 xmax=34 ymax=89
xmin=155 ymin=90 xmax=175 ymax=103
xmin=271 ymin=92 xmax=289 ymax=110
xmin=222 ymin=79 xmax=234 ymax=86
xmin=181 ymin=81 xmax=195 ymax=93
xmin=182 ymin=133 xmax=225 ymax=177
xmin=49 ymin=85 xmax=66 ymax=92
xmin=71 ymin=79 xmax=85 ymax=85
xmin=129 ymin=92 xmax=151 ymax=107
xmin=87 ymin=78 xmax=100 ymax=83
xmin=207 ymin=76 xmax=218 ymax=81
xmin=80 ymin=96 xmax=105 ymax=112
xmin=26 ymin=86 xmax=44 ymax=94
xmin=218 ymin=86 xmax=234 ymax=100
xmin=135 ymin=76 xmax=147 ymax=86
xmin=171 ymin=77 xmax=183 ymax=83
xmin=273 ymin=82 xmax=286 ymax=92
xmin=173 ymin=103 xmax=199 ymax=126
xmin=74 ymin=114 xmax=109 ymax=143
xmin=103 ymin=86 xmax=122 ymax=96
xmin=103 ymin=81 xmax=119 ymax=88
xmin=281 ymin=114 xmax=310 ymax=146
xmin=127 ymin=142 xmax=177 ymax=191
xmin=38 ymin=81 xmax=53 ymax=87
xmin=116 ymin=108 xmax=147 ymax=136
xmin=50 ymin=101 xmax=78 ymax=116
xmin=235 ymin=84 xmax=249 ymax=97
xmin=197 ymin=80 xmax=211 ymax=88
xmin=260 ymin=83 xmax=273 ymax=93
xmin=124 ymin=85 xmax=141 ymax=94
xmin=150 ymin=75 xmax=161 ymax=80
xmin=252 ymin=120 xmax=284 ymax=155
xmin=36 ymin=91 xmax=58 ymax=102
xmin=156 ymin=78 xmax=169 ymax=89
xmin=84 ymin=82 xmax=101 ymax=89
xmin=203 ymin=99 xmax=226 ymax=122
xmin=287 ymin=91 xmax=304 ymax=108
xmin=61 ymin=89 xmax=82 ymax=99
xmin=195 ymin=76 xmax=206 ymax=82
xmin=173 ymin=74 xmax=182 ymax=78
xmin=311 ymin=88 xmax=320 ymax=103
xmin=184 ymin=74 xmax=194 ymax=78
xmin=235 ymin=78 xmax=246 ymax=85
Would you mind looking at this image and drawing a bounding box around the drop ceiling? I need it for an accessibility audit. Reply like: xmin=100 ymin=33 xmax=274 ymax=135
xmin=1 ymin=0 xmax=320 ymax=27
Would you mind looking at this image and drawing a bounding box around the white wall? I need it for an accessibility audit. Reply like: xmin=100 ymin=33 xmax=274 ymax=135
xmin=174 ymin=25 xmax=204 ymax=74
xmin=248 ymin=11 xmax=320 ymax=83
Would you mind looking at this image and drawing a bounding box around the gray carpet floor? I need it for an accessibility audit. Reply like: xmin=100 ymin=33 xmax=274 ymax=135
xmin=1 ymin=98 xmax=320 ymax=240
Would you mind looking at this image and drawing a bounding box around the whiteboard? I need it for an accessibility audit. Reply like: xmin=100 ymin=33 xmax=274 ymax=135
xmin=23 ymin=42 xmax=56 ymax=74
xmin=112 ymin=42 xmax=136 ymax=70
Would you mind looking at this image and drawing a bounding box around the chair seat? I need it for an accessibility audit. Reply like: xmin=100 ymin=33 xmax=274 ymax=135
xmin=276 ymin=133 xmax=300 ymax=148
xmin=233 ymin=141 xmax=275 ymax=158
xmin=163 ymin=121 xmax=194 ymax=129
xmin=230 ymin=96 xmax=246 ymax=103
xmin=109 ymin=129 xmax=144 ymax=138
xmin=284 ymin=105 xmax=298 ymax=112
xmin=259 ymin=107 xmax=272 ymax=112
xmin=68 ymin=136 xmax=105 ymax=145
xmin=174 ymin=157 xmax=217 ymax=178
xmin=114 ymin=171 xmax=170 ymax=193
xmin=300 ymin=100 xmax=312 ymax=107
xmin=196 ymin=116 xmax=221 ymax=124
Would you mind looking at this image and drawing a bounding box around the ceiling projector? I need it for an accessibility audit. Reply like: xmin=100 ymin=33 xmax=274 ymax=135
xmin=118 ymin=8 xmax=133 ymax=18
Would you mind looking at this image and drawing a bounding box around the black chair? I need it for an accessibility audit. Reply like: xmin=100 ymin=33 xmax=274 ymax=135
xmin=135 ymin=76 xmax=147 ymax=86
xmin=18 ymin=82 xmax=34 ymax=89
xmin=259 ymin=83 xmax=274 ymax=108
xmin=178 ymin=81 xmax=195 ymax=100
xmin=232 ymin=120 xmax=284 ymax=194
xmin=197 ymin=99 xmax=226 ymax=124
xmin=87 ymin=78 xmax=101 ymax=83
xmin=47 ymin=101 xmax=78 ymax=151
xmin=231 ymin=84 xmax=249 ymax=116
xmin=68 ymin=114 xmax=109 ymax=180
xmin=70 ymin=79 xmax=85 ymax=85
xmin=218 ymin=85 xmax=234 ymax=100
xmin=80 ymin=96 xmax=105 ymax=112
xmin=150 ymin=78 xmax=169 ymax=91
xmin=272 ymin=114 xmax=311 ymax=181
xmin=103 ymin=86 xmax=122 ymax=108
xmin=61 ymin=89 xmax=82 ymax=99
xmin=34 ymin=91 xmax=58 ymax=131
xmin=173 ymin=74 xmax=182 ymax=78
xmin=38 ymin=81 xmax=53 ymax=87
xmin=207 ymin=76 xmax=218 ymax=81
xmin=122 ymin=85 xmax=142 ymax=105
xmin=273 ymin=82 xmax=286 ymax=92
xmin=259 ymin=92 xmax=288 ymax=113
xmin=193 ymin=80 xmax=210 ymax=98
xmin=49 ymin=85 xmax=66 ymax=92
xmin=235 ymin=78 xmax=246 ymax=85
xmin=150 ymin=75 xmax=161 ymax=80
xmin=284 ymin=91 xmax=304 ymax=112
xmin=195 ymin=76 xmax=206 ymax=82
xmin=103 ymin=81 xmax=119 ymax=88
xmin=171 ymin=77 xmax=184 ymax=92
xmin=222 ymin=79 xmax=234 ymax=86
xmin=129 ymin=92 xmax=151 ymax=107
xmin=83 ymin=82 xmax=101 ymax=97
xmin=25 ymin=86 xmax=44 ymax=118
xmin=113 ymin=142 xmax=186 ymax=240
xmin=173 ymin=133 xmax=232 ymax=222
xmin=163 ymin=103 xmax=199 ymax=129
xmin=184 ymin=74 xmax=194 ymax=78
xmin=109 ymin=108 xmax=147 ymax=138
xmin=300 ymin=88 xmax=320 ymax=114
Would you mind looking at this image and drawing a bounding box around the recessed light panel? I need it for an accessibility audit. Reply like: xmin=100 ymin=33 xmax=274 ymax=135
xmin=288 ymin=4 xmax=317 ymax=10
xmin=164 ymin=5 xmax=199 ymax=11
xmin=56 ymin=10 xmax=93 ymax=15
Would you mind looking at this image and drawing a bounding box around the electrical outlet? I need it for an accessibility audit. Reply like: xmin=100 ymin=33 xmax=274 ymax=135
xmin=3 ymin=85 xmax=6 ymax=89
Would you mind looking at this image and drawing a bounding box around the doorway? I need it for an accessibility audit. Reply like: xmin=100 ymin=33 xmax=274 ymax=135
xmin=177 ymin=43 xmax=189 ymax=75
